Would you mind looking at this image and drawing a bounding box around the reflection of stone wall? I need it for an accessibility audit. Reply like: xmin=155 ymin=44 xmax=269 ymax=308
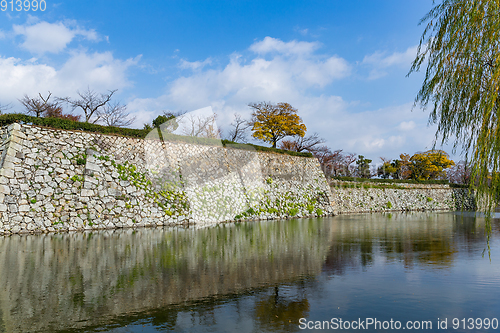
xmin=0 ymin=218 xmax=332 ymax=332
xmin=323 ymin=212 xmax=486 ymax=274
xmin=0 ymin=124 xmax=334 ymax=234
xmin=331 ymin=183 xmax=475 ymax=213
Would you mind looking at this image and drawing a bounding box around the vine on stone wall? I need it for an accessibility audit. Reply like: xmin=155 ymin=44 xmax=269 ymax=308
xmin=97 ymin=155 xmax=190 ymax=218
xmin=234 ymin=182 xmax=327 ymax=220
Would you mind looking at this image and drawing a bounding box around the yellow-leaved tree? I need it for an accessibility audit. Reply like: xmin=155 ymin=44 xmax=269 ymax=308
xmin=409 ymin=150 xmax=455 ymax=180
xmin=249 ymin=102 xmax=307 ymax=148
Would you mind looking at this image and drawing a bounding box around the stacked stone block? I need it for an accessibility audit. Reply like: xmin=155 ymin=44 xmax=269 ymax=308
xmin=0 ymin=123 xmax=335 ymax=234
xmin=330 ymin=183 xmax=475 ymax=213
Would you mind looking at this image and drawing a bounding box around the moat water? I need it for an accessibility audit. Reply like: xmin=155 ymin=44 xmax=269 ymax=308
xmin=0 ymin=212 xmax=499 ymax=332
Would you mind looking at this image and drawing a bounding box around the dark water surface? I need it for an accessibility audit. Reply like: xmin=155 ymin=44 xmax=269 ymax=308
xmin=0 ymin=212 xmax=499 ymax=332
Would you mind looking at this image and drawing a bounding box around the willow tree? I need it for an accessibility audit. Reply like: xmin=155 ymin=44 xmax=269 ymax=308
xmin=409 ymin=0 xmax=500 ymax=212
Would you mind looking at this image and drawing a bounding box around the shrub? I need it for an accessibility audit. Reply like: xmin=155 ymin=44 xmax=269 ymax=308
xmin=0 ymin=113 xmax=147 ymax=138
xmin=0 ymin=113 xmax=314 ymax=158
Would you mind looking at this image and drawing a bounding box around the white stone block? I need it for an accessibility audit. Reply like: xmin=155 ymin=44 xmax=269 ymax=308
xmin=7 ymin=123 xmax=21 ymax=132
xmin=3 ymin=155 xmax=21 ymax=165
xmin=40 ymin=188 xmax=54 ymax=196
xmin=1 ymin=162 xmax=14 ymax=170
xmin=9 ymin=135 xmax=22 ymax=144
xmin=0 ymin=185 xmax=10 ymax=195
xmin=81 ymin=189 xmax=94 ymax=197
xmin=8 ymin=141 xmax=23 ymax=152
xmin=86 ymin=162 xmax=101 ymax=173
xmin=14 ymin=131 xmax=27 ymax=139
xmin=45 ymin=203 xmax=55 ymax=212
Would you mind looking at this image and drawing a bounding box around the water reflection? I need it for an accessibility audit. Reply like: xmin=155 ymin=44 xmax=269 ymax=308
xmin=0 ymin=212 xmax=497 ymax=332
xmin=0 ymin=219 xmax=332 ymax=332
xmin=322 ymin=212 xmax=489 ymax=273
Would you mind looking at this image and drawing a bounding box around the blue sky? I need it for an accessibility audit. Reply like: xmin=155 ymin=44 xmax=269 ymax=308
xmin=0 ymin=0 xmax=456 ymax=163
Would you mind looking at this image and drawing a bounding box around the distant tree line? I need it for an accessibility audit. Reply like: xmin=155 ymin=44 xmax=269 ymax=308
xmin=219 ymin=101 xmax=469 ymax=185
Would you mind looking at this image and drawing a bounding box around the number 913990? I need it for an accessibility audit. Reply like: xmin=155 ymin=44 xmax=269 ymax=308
xmin=1 ymin=0 xmax=46 ymax=11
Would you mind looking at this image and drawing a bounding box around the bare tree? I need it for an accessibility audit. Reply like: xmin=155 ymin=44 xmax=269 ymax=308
xmin=313 ymin=147 xmax=345 ymax=177
xmin=0 ymin=102 xmax=12 ymax=114
xmin=58 ymin=87 xmax=116 ymax=123
xmin=225 ymin=113 xmax=250 ymax=142
xmin=342 ymin=153 xmax=357 ymax=177
xmin=18 ymin=92 xmax=58 ymax=117
xmin=279 ymin=132 xmax=325 ymax=153
xmin=182 ymin=113 xmax=220 ymax=138
xmin=447 ymin=160 xmax=471 ymax=184
xmin=312 ymin=146 xmax=334 ymax=175
xmin=98 ymin=101 xmax=135 ymax=127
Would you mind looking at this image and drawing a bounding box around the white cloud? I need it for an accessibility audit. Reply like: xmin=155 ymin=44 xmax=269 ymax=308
xmin=363 ymin=46 xmax=417 ymax=67
xmin=249 ymin=36 xmax=321 ymax=56
xmin=398 ymin=120 xmax=416 ymax=131
xmin=58 ymin=51 xmax=140 ymax=92
xmin=298 ymin=28 xmax=308 ymax=36
xmin=128 ymin=36 xmax=350 ymax=129
xmin=13 ymin=21 xmax=99 ymax=54
xmin=307 ymin=102 xmax=438 ymax=158
xmin=156 ymin=38 xmax=350 ymax=114
xmin=0 ymin=52 xmax=139 ymax=106
xmin=125 ymin=38 xmax=441 ymax=160
xmin=179 ymin=58 xmax=212 ymax=71
xmin=0 ymin=57 xmax=57 ymax=98
xmin=362 ymin=46 xmax=418 ymax=79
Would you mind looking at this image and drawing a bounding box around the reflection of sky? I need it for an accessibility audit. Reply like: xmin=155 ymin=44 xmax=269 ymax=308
xmin=311 ymin=253 xmax=500 ymax=330
xmin=308 ymin=214 xmax=500 ymax=332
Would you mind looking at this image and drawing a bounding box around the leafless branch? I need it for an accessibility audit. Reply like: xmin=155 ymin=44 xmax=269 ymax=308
xmin=98 ymin=101 xmax=135 ymax=127
xmin=225 ymin=113 xmax=250 ymax=142
xmin=182 ymin=113 xmax=220 ymax=139
xmin=18 ymin=92 xmax=58 ymax=117
xmin=279 ymin=132 xmax=325 ymax=153
xmin=0 ymin=102 xmax=12 ymax=114
xmin=58 ymin=87 xmax=117 ymax=123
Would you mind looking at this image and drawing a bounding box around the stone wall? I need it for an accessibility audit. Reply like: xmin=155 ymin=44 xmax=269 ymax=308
xmin=0 ymin=124 xmax=334 ymax=235
xmin=330 ymin=181 xmax=475 ymax=214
